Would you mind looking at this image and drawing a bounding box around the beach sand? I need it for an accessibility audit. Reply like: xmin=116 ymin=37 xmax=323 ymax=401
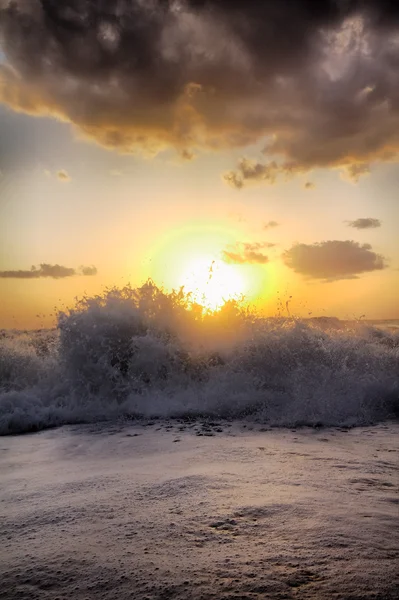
xmin=1 ymin=421 xmax=398 ymax=599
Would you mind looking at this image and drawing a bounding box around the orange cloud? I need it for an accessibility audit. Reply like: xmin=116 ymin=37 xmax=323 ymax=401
xmin=222 ymin=242 xmax=274 ymax=264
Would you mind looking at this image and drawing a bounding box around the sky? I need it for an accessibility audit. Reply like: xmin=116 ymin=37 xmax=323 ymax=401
xmin=0 ymin=0 xmax=398 ymax=328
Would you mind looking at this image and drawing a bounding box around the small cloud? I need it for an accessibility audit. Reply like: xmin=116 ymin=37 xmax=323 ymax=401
xmin=223 ymin=251 xmax=269 ymax=264
xmin=79 ymin=265 xmax=98 ymax=276
xmin=223 ymin=170 xmax=244 ymax=190
xmin=228 ymin=211 xmax=246 ymax=223
xmin=57 ymin=170 xmax=70 ymax=182
xmin=223 ymin=158 xmax=280 ymax=189
xmin=243 ymin=242 xmax=276 ymax=250
xmin=341 ymin=163 xmax=371 ymax=183
xmin=180 ymin=149 xmax=196 ymax=161
xmin=110 ymin=169 xmax=123 ymax=176
xmin=263 ymin=220 xmax=279 ymax=230
xmin=0 ymin=263 xmax=97 ymax=279
xmin=222 ymin=241 xmax=273 ymax=265
xmin=346 ymin=218 xmax=382 ymax=229
xmin=44 ymin=169 xmax=51 ymax=177
xmin=283 ymin=240 xmax=386 ymax=282
xmin=304 ymin=181 xmax=315 ymax=190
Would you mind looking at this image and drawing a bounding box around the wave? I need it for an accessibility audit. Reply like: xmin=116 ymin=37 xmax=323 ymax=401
xmin=1 ymin=282 xmax=398 ymax=435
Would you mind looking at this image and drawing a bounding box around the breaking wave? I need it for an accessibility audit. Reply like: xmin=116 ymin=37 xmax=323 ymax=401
xmin=1 ymin=282 xmax=398 ymax=435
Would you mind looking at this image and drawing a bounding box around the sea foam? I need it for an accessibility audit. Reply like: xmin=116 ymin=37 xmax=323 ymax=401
xmin=1 ymin=283 xmax=398 ymax=434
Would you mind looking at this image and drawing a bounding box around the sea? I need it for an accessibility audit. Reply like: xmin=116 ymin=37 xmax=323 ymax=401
xmin=1 ymin=283 xmax=398 ymax=435
xmin=1 ymin=284 xmax=399 ymax=599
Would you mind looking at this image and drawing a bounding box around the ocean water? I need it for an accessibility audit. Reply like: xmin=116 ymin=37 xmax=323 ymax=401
xmin=1 ymin=283 xmax=398 ymax=435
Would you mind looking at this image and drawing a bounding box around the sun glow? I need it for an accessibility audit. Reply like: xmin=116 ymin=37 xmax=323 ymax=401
xmin=178 ymin=256 xmax=246 ymax=311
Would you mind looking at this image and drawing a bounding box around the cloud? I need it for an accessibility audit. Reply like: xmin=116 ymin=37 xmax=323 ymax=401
xmin=223 ymin=170 xmax=244 ymax=190
xmin=57 ymin=169 xmax=70 ymax=182
xmin=0 ymin=263 xmax=98 ymax=279
xmin=304 ymin=181 xmax=316 ymax=190
xmin=79 ymin=265 xmax=98 ymax=276
xmin=346 ymin=218 xmax=382 ymax=229
xmin=223 ymin=251 xmax=269 ymax=265
xmin=263 ymin=221 xmax=279 ymax=230
xmin=180 ymin=149 xmax=196 ymax=161
xmin=282 ymin=240 xmax=386 ymax=281
xmin=0 ymin=1 xmax=398 ymax=173
xmin=223 ymin=159 xmax=281 ymax=189
xmin=341 ymin=163 xmax=371 ymax=183
xmin=222 ymin=242 xmax=273 ymax=264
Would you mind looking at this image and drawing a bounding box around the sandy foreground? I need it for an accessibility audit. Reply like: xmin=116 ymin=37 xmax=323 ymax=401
xmin=1 ymin=421 xmax=398 ymax=600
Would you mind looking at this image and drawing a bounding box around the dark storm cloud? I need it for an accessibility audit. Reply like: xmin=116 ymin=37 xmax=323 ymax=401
xmin=283 ymin=240 xmax=386 ymax=281
xmin=346 ymin=217 xmax=381 ymax=229
xmin=0 ymin=263 xmax=98 ymax=279
xmin=222 ymin=242 xmax=273 ymax=265
xmin=0 ymin=1 xmax=398 ymax=172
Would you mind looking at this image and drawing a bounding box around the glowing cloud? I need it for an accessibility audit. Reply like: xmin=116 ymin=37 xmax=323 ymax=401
xmin=222 ymin=242 xmax=273 ymax=265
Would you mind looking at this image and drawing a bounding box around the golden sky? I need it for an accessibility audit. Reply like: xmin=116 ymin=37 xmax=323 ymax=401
xmin=0 ymin=0 xmax=398 ymax=328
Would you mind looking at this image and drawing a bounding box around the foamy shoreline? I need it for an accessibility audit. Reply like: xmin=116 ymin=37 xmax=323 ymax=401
xmin=1 ymin=422 xmax=398 ymax=599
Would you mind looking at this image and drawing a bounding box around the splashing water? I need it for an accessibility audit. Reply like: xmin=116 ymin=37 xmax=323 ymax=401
xmin=0 ymin=282 xmax=398 ymax=435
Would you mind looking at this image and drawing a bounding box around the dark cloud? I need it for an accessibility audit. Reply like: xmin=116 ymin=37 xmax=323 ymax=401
xmin=304 ymin=181 xmax=316 ymax=190
xmin=263 ymin=220 xmax=279 ymax=230
xmin=0 ymin=263 xmax=97 ymax=279
xmin=347 ymin=217 xmax=382 ymax=229
xmin=222 ymin=241 xmax=273 ymax=264
xmin=0 ymin=1 xmax=398 ymax=173
xmin=283 ymin=240 xmax=386 ymax=281
xmin=57 ymin=169 xmax=70 ymax=181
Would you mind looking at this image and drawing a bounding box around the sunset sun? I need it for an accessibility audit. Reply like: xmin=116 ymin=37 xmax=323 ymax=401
xmin=178 ymin=256 xmax=245 ymax=311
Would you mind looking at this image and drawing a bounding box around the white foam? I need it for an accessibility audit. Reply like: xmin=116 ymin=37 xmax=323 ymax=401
xmin=1 ymin=284 xmax=398 ymax=434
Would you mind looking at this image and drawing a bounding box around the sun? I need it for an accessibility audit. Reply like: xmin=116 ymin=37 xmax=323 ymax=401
xmin=178 ymin=256 xmax=245 ymax=311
